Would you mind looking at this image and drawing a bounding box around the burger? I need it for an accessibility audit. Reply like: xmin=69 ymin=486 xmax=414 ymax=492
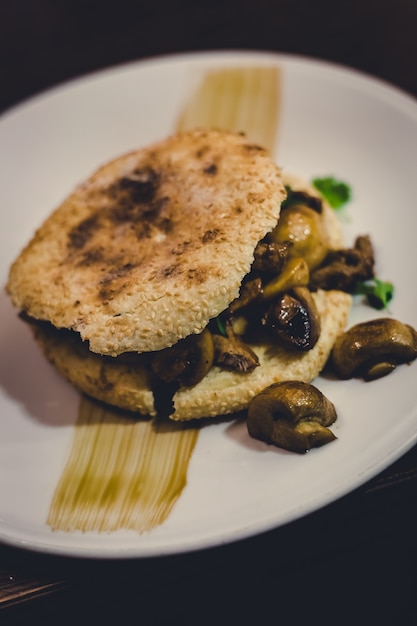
xmin=6 ymin=128 xmax=352 ymax=421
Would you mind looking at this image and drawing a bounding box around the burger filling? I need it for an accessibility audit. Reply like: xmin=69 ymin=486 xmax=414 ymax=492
xmin=148 ymin=185 xmax=376 ymax=390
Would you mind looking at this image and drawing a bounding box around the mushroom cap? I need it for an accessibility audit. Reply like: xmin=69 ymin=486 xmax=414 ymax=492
xmin=331 ymin=317 xmax=417 ymax=380
xmin=247 ymin=380 xmax=337 ymax=453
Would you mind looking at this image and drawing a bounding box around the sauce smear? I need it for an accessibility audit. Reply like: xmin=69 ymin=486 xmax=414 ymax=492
xmin=47 ymin=398 xmax=198 ymax=532
xmin=177 ymin=66 xmax=280 ymax=154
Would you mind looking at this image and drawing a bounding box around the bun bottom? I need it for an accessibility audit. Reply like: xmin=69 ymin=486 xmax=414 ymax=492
xmin=31 ymin=290 xmax=351 ymax=421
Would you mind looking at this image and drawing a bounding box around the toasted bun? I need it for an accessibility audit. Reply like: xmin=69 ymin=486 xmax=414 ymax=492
xmin=31 ymin=322 xmax=157 ymax=417
xmin=31 ymin=289 xmax=351 ymax=420
xmin=7 ymin=129 xmax=286 ymax=356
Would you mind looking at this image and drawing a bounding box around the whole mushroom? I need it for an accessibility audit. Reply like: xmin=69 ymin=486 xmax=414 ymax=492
xmin=331 ymin=318 xmax=417 ymax=381
xmin=247 ymin=381 xmax=337 ymax=454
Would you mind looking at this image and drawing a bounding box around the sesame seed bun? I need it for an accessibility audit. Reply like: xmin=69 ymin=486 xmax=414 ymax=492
xmin=7 ymin=129 xmax=351 ymax=422
xmin=7 ymin=129 xmax=286 ymax=356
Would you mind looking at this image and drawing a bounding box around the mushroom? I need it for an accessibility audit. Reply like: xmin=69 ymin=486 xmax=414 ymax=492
xmin=252 ymin=240 xmax=290 ymax=274
xmin=331 ymin=318 xmax=417 ymax=381
xmin=151 ymin=327 xmax=214 ymax=387
xmin=262 ymin=286 xmax=321 ymax=351
xmin=213 ymin=332 xmax=259 ymax=373
xmin=262 ymin=257 xmax=310 ymax=300
xmin=310 ymin=234 xmax=375 ymax=292
xmin=281 ymin=187 xmax=323 ymax=213
xmin=269 ymin=204 xmax=330 ymax=270
xmin=247 ymin=381 xmax=337 ymax=453
xmin=227 ymin=275 xmax=263 ymax=314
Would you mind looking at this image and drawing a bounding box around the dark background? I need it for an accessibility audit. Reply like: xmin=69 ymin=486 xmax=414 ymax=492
xmin=1 ymin=0 xmax=417 ymax=115
xmin=1 ymin=1 xmax=417 ymax=624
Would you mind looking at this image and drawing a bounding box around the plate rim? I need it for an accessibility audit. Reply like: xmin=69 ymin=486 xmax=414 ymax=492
xmin=1 ymin=48 xmax=417 ymax=559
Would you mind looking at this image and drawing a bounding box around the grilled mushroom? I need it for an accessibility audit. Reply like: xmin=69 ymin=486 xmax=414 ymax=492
xmin=262 ymin=286 xmax=321 ymax=350
xmin=151 ymin=328 xmax=214 ymax=387
xmin=331 ymin=318 xmax=417 ymax=381
xmin=269 ymin=204 xmax=330 ymax=270
xmin=213 ymin=333 xmax=259 ymax=373
xmin=310 ymin=235 xmax=375 ymax=292
xmin=262 ymin=257 xmax=310 ymax=300
xmin=252 ymin=240 xmax=290 ymax=274
xmin=227 ymin=275 xmax=263 ymax=314
xmin=247 ymin=381 xmax=337 ymax=453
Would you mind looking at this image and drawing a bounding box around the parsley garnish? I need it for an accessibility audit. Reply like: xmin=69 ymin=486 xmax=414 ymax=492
xmin=215 ymin=316 xmax=228 ymax=337
xmin=312 ymin=177 xmax=351 ymax=210
xmin=354 ymin=278 xmax=394 ymax=310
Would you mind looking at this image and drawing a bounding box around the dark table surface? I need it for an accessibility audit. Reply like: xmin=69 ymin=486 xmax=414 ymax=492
xmin=1 ymin=1 xmax=417 ymax=624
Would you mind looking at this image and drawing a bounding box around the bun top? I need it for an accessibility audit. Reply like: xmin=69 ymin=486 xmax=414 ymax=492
xmin=7 ymin=128 xmax=286 ymax=355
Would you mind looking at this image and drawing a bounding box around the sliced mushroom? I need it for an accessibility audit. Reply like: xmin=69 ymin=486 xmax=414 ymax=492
xmin=269 ymin=204 xmax=330 ymax=269
xmin=310 ymin=235 xmax=375 ymax=292
xmin=252 ymin=240 xmax=290 ymax=274
xmin=151 ymin=328 xmax=214 ymax=387
xmin=229 ymin=314 xmax=249 ymax=337
xmin=213 ymin=333 xmax=259 ymax=373
xmin=262 ymin=286 xmax=321 ymax=351
xmin=228 ymin=275 xmax=263 ymax=314
xmin=331 ymin=318 xmax=417 ymax=381
xmin=262 ymin=257 xmax=310 ymax=300
xmin=247 ymin=381 xmax=337 ymax=453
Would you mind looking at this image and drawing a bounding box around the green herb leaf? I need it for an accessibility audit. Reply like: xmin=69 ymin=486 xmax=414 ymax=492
xmin=354 ymin=278 xmax=394 ymax=310
xmin=215 ymin=316 xmax=228 ymax=337
xmin=312 ymin=177 xmax=351 ymax=210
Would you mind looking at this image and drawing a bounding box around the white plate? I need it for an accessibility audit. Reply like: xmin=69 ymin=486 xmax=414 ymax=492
xmin=1 ymin=50 xmax=417 ymax=559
